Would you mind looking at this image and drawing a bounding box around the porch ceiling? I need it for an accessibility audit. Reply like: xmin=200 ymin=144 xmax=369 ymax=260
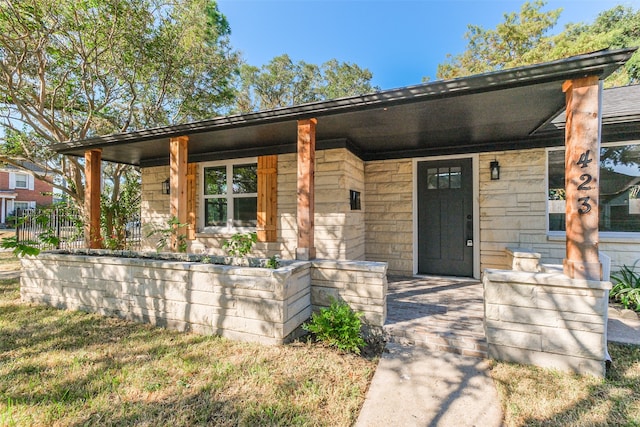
xmin=53 ymin=48 xmax=636 ymax=166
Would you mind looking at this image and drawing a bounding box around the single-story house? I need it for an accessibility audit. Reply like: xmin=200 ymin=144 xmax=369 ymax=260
xmin=31 ymin=47 xmax=637 ymax=375
xmin=53 ymin=48 xmax=639 ymax=279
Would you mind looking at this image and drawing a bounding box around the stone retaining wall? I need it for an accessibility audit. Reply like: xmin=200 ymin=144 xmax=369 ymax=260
xmin=310 ymin=260 xmax=388 ymax=327
xmin=20 ymin=253 xmax=388 ymax=344
xmin=483 ymin=268 xmax=611 ymax=377
xmin=21 ymin=253 xmax=312 ymax=345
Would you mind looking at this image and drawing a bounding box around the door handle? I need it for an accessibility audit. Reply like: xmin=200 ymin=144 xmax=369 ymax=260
xmin=466 ymin=214 xmax=473 ymax=246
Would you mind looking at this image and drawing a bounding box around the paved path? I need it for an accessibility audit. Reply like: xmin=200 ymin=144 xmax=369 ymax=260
xmin=355 ymin=344 xmax=503 ymax=427
xmin=608 ymin=307 xmax=640 ymax=346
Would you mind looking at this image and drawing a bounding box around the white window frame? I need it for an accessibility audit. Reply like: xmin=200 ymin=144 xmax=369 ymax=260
xmin=546 ymin=141 xmax=640 ymax=241
xmin=10 ymin=172 xmax=33 ymax=190
xmin=199 ymin=157 xmax=258 ymax=233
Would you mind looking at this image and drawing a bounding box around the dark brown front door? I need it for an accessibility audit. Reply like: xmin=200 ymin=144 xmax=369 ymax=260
xmin=417 ymin=159 xmax=473 ymax=276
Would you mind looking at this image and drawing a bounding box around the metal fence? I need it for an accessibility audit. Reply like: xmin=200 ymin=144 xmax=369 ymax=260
xmin=16 ymin=208 xmax=141 ymax=251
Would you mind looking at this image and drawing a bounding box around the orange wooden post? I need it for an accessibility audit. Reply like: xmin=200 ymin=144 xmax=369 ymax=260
xmin=84 ymin=149 xmax=102 ymax=248
xmin=257 ymin=155 xmax=278 ymax=242
xmin=169 ymin=136 xmax=188 ymax=251
xmin=562 ymin=76 xmax=602 ymax=280
xmin=296 ymin=119 xmax=317 ymax=260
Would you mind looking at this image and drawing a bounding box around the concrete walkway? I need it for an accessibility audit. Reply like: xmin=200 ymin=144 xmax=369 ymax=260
xmin=355 ymin=344 xmax=503 ymax=427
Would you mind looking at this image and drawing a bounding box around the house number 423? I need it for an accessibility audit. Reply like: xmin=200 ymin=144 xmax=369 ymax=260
xmin=576 ymin=150 xmax=593 ymax=215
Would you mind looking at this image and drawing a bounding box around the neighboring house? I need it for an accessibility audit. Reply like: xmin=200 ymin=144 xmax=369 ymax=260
xmin=0 ymin=164 xmax=54 ymax=226
xmin=54 ymin=49 xmax=640 ymax=277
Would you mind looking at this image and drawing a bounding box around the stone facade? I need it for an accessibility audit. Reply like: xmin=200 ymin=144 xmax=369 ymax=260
xmin=140 ymin=148 xmax=365 ymax=261
xmin=140 ymin=146 xmax=638 ymax=277
xmin=483 ymin=268 xmax=611 ymax=377
xmin=364 ymin=159 xmax=413 ymax=275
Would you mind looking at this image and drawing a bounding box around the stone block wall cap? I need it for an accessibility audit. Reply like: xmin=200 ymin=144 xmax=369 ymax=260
xmin=483 ymin=268 xmax=612 ymax=290
xmin=505 ymin=247 xmax=542 ymax=259
xmin=310 ymin=259 xmax=388 ymax=273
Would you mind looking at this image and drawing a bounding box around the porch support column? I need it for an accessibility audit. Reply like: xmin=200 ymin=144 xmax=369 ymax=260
xmin=296 ymin=118 xmax=317 ymax=260
xmin=84 ymin=148 xmax=102 ymax=248
xmin=562 ymin=76 xmax=602 ymax=280
xmin=170 ymin=136 xmax=188 ymax=252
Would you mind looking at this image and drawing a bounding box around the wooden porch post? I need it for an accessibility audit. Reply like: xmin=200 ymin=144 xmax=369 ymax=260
xmin=296 ymin=118 xmax=317 ymax=260
xmin=170 ymin=136 xmax=188 ymax=251
xmin=84 ymin=149 xmax=102 ymax=248
xmin=562 ymin=76 xmax=602 ymax=280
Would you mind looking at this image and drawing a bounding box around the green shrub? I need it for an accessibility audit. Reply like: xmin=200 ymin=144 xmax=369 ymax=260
xmin=303 ymin=299 xmax=366 ymax=354
xmin=611 ymin=262 xmax=640 ymax=312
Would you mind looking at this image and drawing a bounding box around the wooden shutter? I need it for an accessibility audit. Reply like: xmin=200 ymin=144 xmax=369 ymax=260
xmin=186 ymin=163 xmax=196 ymax=240
xmin=257 ymin=155 xmax=277 ymax=242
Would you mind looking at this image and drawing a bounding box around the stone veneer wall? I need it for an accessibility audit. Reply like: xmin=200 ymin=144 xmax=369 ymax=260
xmin=20 ymin=253 xmax=388 ymax=344
xmin=483 ymin=268 xmax=611 ymax=377
xmin=310 ymin=260 xmax=387 ymax=327
xmin=479 ymin=149 xmax=640 ymax=273
xmin=140 ymin=165 xmax=172 ymax=251
xmin=21 ymin=253 xmax=312 ymax=345
xmin=140 ymin=148 xmax=365 ymax=261
xmin=364 ymin=159 xmax=413 ymax=275
xmin=275 ymin=148 xmax=365 ymax=260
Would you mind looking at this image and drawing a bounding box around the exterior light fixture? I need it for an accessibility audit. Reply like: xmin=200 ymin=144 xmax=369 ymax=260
xmin=162 ymin=178 xmax=170 ymax=195
xmin=490 ymin=160 xmax=500 ymax=180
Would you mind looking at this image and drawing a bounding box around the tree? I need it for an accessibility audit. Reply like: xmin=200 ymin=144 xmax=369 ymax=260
xmin=0 ymin=0 xmax=240 ymax=226
xmin=436 ymin=1 xmax=561 ymax=79
xmin=436 ymin=1 xmax=639 ymax=86
xmin=235 ymin=54 xmax=377 ymax=112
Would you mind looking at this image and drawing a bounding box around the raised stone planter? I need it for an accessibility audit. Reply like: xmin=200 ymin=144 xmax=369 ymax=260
xmin=20 ymin=252 xmax=388 ymax=344
xmin=483 ymin=268 xmax=611 ymax=377
xmin=20 ymin=252 xmax=312 ymax=345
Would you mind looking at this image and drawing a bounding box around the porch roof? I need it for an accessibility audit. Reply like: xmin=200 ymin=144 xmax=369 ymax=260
xmin=53 ymin=48 xmax=637 ymax=166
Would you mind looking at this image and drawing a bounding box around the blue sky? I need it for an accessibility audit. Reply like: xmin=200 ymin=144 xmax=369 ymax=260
xmin=217 ymin=0 xmax=638 ymax=90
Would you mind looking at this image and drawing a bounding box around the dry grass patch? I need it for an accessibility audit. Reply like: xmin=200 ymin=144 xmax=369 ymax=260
xmin=0 ymin=279 xmax=377 ymax=426
xmin=491 ymin=344 xmax=640 ymax=426
xmin=0 ymin=251 xmax=20 ymax=272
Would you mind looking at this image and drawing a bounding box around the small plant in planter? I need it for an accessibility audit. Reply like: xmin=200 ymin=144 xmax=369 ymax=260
xmin=611 ymin=262 xmax=640 ymax=312
xmin=303 ymin=298 xmax=366 ymax=354
xmin=265 ymin=254 xmax=280 ymax=269
xmin=222 ymin=232 xmax=257 ymax=258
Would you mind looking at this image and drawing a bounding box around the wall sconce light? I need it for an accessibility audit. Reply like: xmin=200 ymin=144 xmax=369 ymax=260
xmin=162 ymin=178 xmax=170 ymax=195
xmin=490 ymin=160 xmax=500 ymax=180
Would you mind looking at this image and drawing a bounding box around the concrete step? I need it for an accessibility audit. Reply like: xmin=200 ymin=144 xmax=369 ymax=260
xmin=384 ymin=324 xmax=488 ymax=359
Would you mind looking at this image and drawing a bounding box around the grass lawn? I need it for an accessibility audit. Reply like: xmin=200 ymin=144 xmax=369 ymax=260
xmin=491 ymin=344 xmax=640 ymax=426
xmin=0 ymin=246 xmax=20 ymax=272
xmin=0 ymin=259 xmax=377 ymax=426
